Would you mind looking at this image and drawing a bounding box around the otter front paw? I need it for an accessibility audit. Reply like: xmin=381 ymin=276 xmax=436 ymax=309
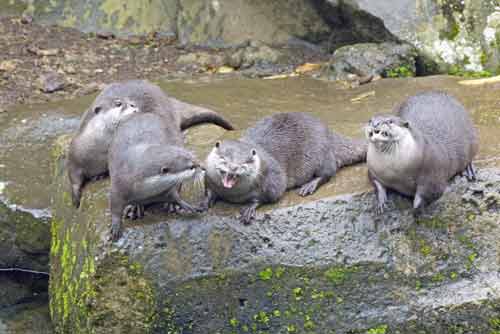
xmin=240 ymin=205 xmax=256 ymax=225
xmin=376 ymin=202 xmax=388 ymax=215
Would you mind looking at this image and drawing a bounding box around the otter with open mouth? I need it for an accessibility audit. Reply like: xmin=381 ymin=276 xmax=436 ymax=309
xmin=67 ymin=80 xmax=233 ymax=209
xmin=365 ymin=90 xmax=479 ymax=214
xmin=204 ymin=112 xmax=367 ymax=224
xmin=108 ymin=112 xmax=205 ymax=241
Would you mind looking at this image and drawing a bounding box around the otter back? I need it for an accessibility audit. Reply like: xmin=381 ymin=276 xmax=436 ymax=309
xmin=397 ymin=91 xmax=478 ymax=180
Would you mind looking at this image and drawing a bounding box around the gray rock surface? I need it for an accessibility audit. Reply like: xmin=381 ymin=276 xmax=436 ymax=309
xmin=17 ymin=0 xmax=499 ymax=72
xmin=49 ymin=130 xmax=500 ymax=334
xmin=323 ymin=42 xmax=418 ymax=80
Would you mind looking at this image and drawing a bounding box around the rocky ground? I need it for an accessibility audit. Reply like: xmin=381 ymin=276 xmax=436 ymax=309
xmin=0 ymin=15 xmax=328 ymax=111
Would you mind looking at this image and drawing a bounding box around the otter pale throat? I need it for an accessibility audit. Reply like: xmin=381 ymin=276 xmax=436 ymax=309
xmin=366 ymin=91 xmax=478 ymax=214
xmin=67 ymin=79 xmax=234 ymax=209
xmin=205 ymin=112 xmax=367 ymax=224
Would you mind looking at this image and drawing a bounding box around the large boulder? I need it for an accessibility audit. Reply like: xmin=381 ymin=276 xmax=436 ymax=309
xmin=23 ymin=0 xmax=336 ymax=46
xmin=348 ymin=0 xmax=500 ymax=73
xmin=49 ymin=126 xmax=500 ymax=333
xmin=323 ymin=42 xmax=418 ymax=80
xmin=18 ymin=0 xmax=500 ymax=72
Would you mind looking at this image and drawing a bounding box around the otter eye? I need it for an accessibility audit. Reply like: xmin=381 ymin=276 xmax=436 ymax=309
xmin=215 ymin=141 xmax=220 ymax=149
xmin=93 ymin=106 xmax=102 ymax=114
xmin=114 ymin=100 xmax=122 ymax=107
xmin=382 ymin=131 xmax=389 ymax=136
xmin=160 ymin=167 xmax=169 ymax=174
xmin=129 ymin=102 xmax=136 ymax=108
xmin=251 ymin=149 xmax=257 ymax=156
xmin=388 ymin=119 xmax=393 ymax=124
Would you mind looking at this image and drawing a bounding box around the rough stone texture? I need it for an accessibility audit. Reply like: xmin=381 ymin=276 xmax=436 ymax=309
xmin=323 ymin=42 xmax=418 ymax=80
xmin=0 ymin=200 xmax=51 ymax=272
xmin=50 ymin=134 xmax=500 ymax=333
xmin=350 ymin=0 xmax=500 ymax=72
xmin=24 ymin=0 xmax=334 ymax=46
xmin=18 ymin=0 xmax=500 ymax=72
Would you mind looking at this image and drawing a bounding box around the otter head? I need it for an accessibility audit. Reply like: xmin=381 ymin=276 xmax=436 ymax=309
xmin=88 ymin=96 xmax=139 ymax=129
xmin=134 ymin=145 xmax=204 ymax=198
xmin=207 ymin=140 xmax=261 ymax=189
xmin=365 ymin=116 xmax=411 ymax=152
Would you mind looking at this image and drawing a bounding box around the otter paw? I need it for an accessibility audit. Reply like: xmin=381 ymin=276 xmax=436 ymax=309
xmin=240 ymin=206 xmax=256 ymax=225
xmin=124 ymin=204 xmax=144 ymax=220
xmin=165 ymin=203 xmax=182 ymax=213
xmin=298 ymin=180 xmax=320 ymax=197
xmin=110 ymin=223 xmax=122 ymax=242
xmin=375 ymin=202 xmax=387 ymax=215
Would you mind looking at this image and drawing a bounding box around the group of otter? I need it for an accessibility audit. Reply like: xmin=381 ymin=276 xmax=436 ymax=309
xmin=67 ymin=80 xmax=478 ymax=241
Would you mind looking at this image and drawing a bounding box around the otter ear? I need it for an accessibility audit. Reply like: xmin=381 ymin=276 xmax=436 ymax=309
xmin=160 ymin=167 xmax=169 ymax=174
xmin=93 ymin=106 xmax=102 ymax=114
xmin=215 ymin=141 xmax=220 ymax=149
xmin=251 ymin=149 xmax=257 ymax=156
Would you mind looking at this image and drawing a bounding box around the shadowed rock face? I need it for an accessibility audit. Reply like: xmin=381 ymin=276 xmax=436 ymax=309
xmin=17 ymin=0 xmax=500 ymax=71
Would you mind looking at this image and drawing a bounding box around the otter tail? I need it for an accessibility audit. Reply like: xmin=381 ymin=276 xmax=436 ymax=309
xmin=330 ymin=133 xmax=367 ymax=169
xmin=170 ymin=98 xmax=235 ymax=131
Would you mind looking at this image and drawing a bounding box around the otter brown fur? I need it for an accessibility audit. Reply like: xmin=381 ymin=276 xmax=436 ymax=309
xmin=109 ymin=112 xmax=205 ymax=241
xmin=67 ymin=80 xmax=233 ymax=208
xmin=204 ymin=112 xmax=367 ymax=224
xmin=365 ymin=91 xmax=479 ymax=213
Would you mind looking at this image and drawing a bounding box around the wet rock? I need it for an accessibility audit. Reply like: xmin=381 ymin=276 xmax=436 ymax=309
xmin=0 ymin=60 xmax=17 ymax=73
xmin=176 ymin=52 xmax=225 ymax=70
xmin=0 ymin=296 xmax=53 ymax=334
xmin=27 ymin=47 xmax=60 ymax=57
xmin=37 ymin=72 xmax=65 ymax=93
xmin=49 ymin=134 xmax=500 ymax=333
xmin=0 ymin=200 xmax=50 ymax=273
xmin=20 ymin=13 xmax=33 ymax=25
xmin=323 ymin=42 xmax=418 ymax=80
xmin=96 ymin=31 xmax=115 ymax=40
xmin=0 ymin=276 xmax=33 ymax=308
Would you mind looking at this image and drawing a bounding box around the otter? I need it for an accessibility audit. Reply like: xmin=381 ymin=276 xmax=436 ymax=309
xmin=109 ymin=112 xmax=205 ymax=241
xmin=365 ymin=91 xmax=479 ymax=213
xmin=67 ymin=80 xmax=233 ymax=208
xmin=204 ymin=112 xmax=367 ymax=224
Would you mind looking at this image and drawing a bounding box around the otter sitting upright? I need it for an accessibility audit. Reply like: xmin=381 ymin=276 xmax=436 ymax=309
xmin=109 ymin=112 xmax=205 ymax=241
xmin=67 ymin=80 xmax=234 ymax=208
xmin=205 ymin=112 xmax=367 ymax=224
xmin=365 ymin=91 xmax=479 ymax=213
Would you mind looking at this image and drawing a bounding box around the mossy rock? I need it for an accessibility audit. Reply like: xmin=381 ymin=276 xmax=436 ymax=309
xmin=49 ymin=134 xmax=500 ymax=333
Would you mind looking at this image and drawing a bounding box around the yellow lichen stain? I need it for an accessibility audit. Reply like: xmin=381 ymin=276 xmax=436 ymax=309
xmin=99 ymin=0 xmax=168 ymax=34
xmin=208 ymin=231 xmax=232 ymax=270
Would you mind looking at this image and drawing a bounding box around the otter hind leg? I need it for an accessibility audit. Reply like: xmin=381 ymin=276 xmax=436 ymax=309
xmin=110 ymin=194 xmax=126 ymax=241
xmin=298 ymin=176 xmax=328 ymax=197
xmin=123 ymin=204 xmax=145 ymax=220
xmin=413 ymin=181 xmax=446 ymax=212
xmin=465 ymin=163 xmax=476 ymax=182
xmin=298 ymin=152 xmax=336 ymax=197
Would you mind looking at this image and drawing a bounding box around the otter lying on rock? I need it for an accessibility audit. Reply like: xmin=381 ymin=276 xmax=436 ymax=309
xmin=365 ymin=91 xmax=478 ymax=213
xmin=204 ymin=112 xmax=367 ymax=224
xmin=109 ymin=112 xmax=205 ymax=241
xmin=67 ymin=80 xmax=234 ymax=208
